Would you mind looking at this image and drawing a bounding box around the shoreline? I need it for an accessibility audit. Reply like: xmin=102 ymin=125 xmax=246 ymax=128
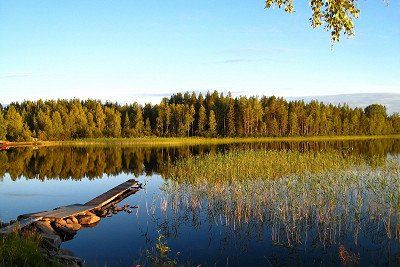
xmin=2 ymin=134 xmax=400 ymax=148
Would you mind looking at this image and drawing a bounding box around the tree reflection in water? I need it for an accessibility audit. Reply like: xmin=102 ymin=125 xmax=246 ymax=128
xmin=1 ymin=138 xmax=399 ymax=180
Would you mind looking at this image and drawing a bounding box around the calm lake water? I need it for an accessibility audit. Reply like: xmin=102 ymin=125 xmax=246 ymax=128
xmin=1 ymin=139 xmax=400 ymax=266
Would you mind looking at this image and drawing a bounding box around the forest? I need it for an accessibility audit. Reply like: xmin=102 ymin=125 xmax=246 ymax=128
xmin=0 ymin=91 xmax=399 ymax=142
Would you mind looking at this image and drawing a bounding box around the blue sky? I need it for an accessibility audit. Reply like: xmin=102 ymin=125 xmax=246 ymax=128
xmin=0 ymin=0 xmax=399 ymax=104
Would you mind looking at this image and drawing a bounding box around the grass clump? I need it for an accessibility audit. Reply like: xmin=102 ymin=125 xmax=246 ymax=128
xmin=144 ymin=234 xmax=178 ymax=267
xmin=0 ymin=230 xmax=52 ymax=267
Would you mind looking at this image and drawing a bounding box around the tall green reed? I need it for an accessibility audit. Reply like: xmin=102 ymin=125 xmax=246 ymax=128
xmin=161 ymin=149 xmax=400 ymax=247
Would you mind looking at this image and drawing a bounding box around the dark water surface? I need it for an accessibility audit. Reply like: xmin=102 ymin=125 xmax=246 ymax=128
xmin=1 ymin=139 xmax=400 ymax=266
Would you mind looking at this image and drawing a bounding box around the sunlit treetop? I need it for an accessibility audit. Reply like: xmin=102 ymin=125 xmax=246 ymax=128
xmin=265 ymin=0 xmax=360 ymax=43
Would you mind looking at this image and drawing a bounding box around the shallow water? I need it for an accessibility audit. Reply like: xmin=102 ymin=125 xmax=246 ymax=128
xmin=1 ymin=139 xmax=400 ymax=266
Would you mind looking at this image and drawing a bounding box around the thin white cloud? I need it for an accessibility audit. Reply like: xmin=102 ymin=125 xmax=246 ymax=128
xmin=222 ymin=47 xmax=268 ymax=55
xmin=222 ymin=46 xmax=307 ymax=55
xmin=220 ymin=58 xmax=252 ymax=64
xmin=0 ymin=72 xmax=33 ymax=79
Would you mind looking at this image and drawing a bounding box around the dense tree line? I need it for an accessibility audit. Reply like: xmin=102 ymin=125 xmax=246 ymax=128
xmin=0 ymin=91 xmax=399 ymax=142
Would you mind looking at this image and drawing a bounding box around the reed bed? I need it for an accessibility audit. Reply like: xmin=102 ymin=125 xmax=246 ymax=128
xmin=160 ymin=150 xmax=400 ymax=248
xmin=167 ymin=149 xmax=368 ymax=182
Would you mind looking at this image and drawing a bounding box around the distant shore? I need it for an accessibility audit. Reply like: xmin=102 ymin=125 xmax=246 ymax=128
xmin=2 ymin=135 xmax=400 ymax=148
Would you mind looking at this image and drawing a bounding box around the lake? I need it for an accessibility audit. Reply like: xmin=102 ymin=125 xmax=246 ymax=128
xmin=1 ymin=138 xmax=400 ymax=266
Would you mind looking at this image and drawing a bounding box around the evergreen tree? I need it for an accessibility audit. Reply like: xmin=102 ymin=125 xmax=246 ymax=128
xmin=269 ymin=118 xmax=279 ymax=136
xmin=252 ymin=98 xmax=264 ymax=136
xmin=21 ymin=123 xmax=32 ymax=141
xmin=208 ymin=110 xmax=217 ymax=137
xmin=5 ymin=106 xmax=25 ymax=141
xmin=104 ymin=107 xmax=121 ymax=137
xmin=144 ymin=118 xmax=152 ymax=136
xmin=52 ymin=111 xmax=64 ymax=140
xmin=93 ymin=102 xmax=106 ymax=137
xmin=122 ymin=112 xmax=131 ymax=137
xmin=70 ymin=102 xmax=89 ymax=138
xmin=227 ymin=99 xmax=236 ymax=136
xmin=184 ymin=105 xmax=195 ymax=136
xmin=37 ymin=109 xmax=53 ymax=140
xmin=164 ymin=104 xmax=171 ymax=135
xmin=288 ymin=112 xmax=299 ymax=136
xmin=391 ymin=113 xmax=400 ymax=134
xmin=0 ymin=111 xmax=7 ymax=140
xmin=133 ymin=104 xmax=144 ymax=136
xmin=365 ymin=104 xmax=387 ymax=135
xmin=156 ymin=104 xmax=164 ymax=136
xmin=197 ymin=105 xmax=206 ymax=136
xmin=86 ymin=112 xmax=96 ymax=138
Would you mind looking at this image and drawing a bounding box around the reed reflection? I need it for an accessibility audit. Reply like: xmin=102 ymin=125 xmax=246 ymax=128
xmin=157 ymin=152 xmax=400 ymax=265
